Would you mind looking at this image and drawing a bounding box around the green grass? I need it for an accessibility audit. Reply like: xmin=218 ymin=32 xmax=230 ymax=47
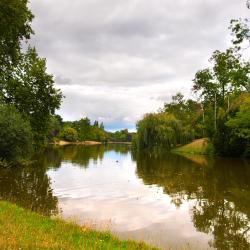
xmin=172 ymin=138 xmax=214 ymax=155
xmin=0 ymin=201 xmax=158 ymax=250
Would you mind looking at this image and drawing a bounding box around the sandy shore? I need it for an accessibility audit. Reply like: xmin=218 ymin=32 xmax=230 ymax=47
xmin=54 ymin=140 xmax=102 ymax=146
xmin=54 ymin=140 xmax=132 ymax=146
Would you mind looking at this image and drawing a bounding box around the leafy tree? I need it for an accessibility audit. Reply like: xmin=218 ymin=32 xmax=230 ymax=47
xmin=109 ymin=129 xmax=133 ymax=142
xmin=226 ymin=96 xmax=250 ymax=139
xmin=0 ymin=0 xmax=63 ymax=150
xmin=47 ymin=115 xmax=63 ymax=141
xmin=62 ymin=117 xmax=111 ymax=142
xmin=100 ymin=122 xmax=105 ymax=130
xmin=0 ymin=105 xmax=33 ymax=164
xmin=226 ymin=96 xmax=250 ymax=156
xmin=229 ymin=1 xmax=250 ymax=47
xmin=0 ymin=0 xmax=33 ymax=68
xmin=91 ymin=127 xmax=108 ymax=142
xmin=60 ymin=127 xmax=78 ymax=142
xmin=164 ymin=93 xmax=186 ymax=120
xmin=193 ymin=47 xmax=250 ymax=156
xmin=193 ymin=49 xmax=249 ymax=105
xmin=136 ymin=112 xmax=194 ymax=150
xmin=71 ymin=118 xmax=91 ymax=141
xmin=1 ymin=47 xmax=63 ymax=146
xmin=93 ymin=120 xmax=99 ymax=127
xmin=164 ymin=93 xmax=203 ymax=138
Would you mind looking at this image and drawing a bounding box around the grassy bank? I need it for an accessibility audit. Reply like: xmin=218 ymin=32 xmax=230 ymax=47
xmin=172 ymin=138 xmax=213 ymax=155
xmin=0 ymin=201 xmax=158 ymax=250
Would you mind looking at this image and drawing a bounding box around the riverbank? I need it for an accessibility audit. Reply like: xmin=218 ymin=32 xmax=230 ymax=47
xmin=172 ymin=138 xmax=213 ymax=155
xmin=54 ymin=140 xmax=102 ymax=146
xmin=0 ymin=201 xmax=157 ymax=250
xmin=54 ymin=140 xmax=132 ymax=146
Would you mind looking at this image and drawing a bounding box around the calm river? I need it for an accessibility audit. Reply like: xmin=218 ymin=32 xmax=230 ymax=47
xmin=0 ymin=145 xmax=249 ymax=249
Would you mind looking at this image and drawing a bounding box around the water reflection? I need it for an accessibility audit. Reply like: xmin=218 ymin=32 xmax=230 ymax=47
xmin=134 ymin=150 xmax=250 ymax=249
xmin=0 ymin=144 xmax=130 ymax=216
xmin=0 ymin=145 xmax=249 ymax=249
xmin=55 ymin=144 xmax=130 ymax=168
xmin=0 ymin=163 xmax=58 ymax=216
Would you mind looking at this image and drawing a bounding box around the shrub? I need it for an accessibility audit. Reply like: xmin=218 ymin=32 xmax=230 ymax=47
xmin=60 ymin=127 xmax=78 ymax=142
xmin=0 ymin=105 xmax=33 ymax=165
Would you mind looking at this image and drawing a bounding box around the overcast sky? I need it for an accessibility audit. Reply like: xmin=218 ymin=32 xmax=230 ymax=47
xmin=29 ymin=0 xmax=248 ymax=131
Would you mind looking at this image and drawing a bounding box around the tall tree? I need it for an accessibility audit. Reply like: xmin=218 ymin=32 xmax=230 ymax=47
xmin=0 ymin=0 xmax=33 ymax=69
xmin=0 ymin=0 xmax=63 ymax=147
xmin=1 ymin=47 xmax=63 ymax=146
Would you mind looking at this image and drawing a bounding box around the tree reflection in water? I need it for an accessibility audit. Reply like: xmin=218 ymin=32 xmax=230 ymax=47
xmin=0 ymin=165 xmax=59 ymax=216
xmin=133 ymin=150 xmax=250 ymax=249
xmin=0 ymin=144 xmax=130 ymax=216
xmin=1 ymin=144 xmax=249 ymax=249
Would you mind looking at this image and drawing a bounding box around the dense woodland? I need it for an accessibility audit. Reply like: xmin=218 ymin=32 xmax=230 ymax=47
xmin=134 ymin=2 xmax=250 ymax=157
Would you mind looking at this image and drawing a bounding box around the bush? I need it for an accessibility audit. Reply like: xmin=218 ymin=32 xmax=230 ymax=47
xmin=0 ymin=105 xmax=33 ymax=165
xmin=60 ymin=127 xmax=78 ymax=142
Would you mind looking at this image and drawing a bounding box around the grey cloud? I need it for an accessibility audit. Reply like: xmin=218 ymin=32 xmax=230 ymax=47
xmin=55 ymin=75 xmax=71 ymax=85
xmin=28 ymin=0 xmax=249 ymax=129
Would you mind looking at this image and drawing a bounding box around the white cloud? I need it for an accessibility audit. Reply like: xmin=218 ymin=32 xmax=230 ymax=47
xmin=29 ymin=0 xmax=249 ymax=130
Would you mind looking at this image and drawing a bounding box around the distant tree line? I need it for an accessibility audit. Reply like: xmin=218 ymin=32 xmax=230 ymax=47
xmin=134 ymin=1 xmax=250 ymax=157
xmin=48 ymin=116 xmax=134 ymax=143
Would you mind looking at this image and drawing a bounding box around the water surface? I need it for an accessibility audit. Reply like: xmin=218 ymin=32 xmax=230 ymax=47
xmin=0 ymin=145 xmax=249 ymax=249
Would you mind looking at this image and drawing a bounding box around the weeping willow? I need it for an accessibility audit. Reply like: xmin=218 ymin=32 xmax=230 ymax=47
xmin=135 ymin=112 xmax=194 ymax=150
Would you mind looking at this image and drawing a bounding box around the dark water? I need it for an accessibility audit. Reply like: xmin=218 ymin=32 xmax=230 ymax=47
xmin=0 ymin=145 xmax=249 ymax=249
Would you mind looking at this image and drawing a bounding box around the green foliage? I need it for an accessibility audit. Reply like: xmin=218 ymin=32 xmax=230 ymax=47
xmin=0 ymin=0 xmax=62 ymax=151
xmin=60 ymin=127 xmax=78 ymax=142
xmin=109 ymin=129 xmax=133 ymax=142
xmin=135 ymin=45 xmax=250 ymax=155
xmin=60 ymin=118 xmax=132 ymax=143
xmin=226 ymin=97 xmax=250 ymax=156
xmin=193 ymin=49 xmax=250 ymax=103
xmin=191 ymin=5 xmax=250 ymax=157
xmin=164 ymin=93 xmax=203 ymax=138
xmin=62 ymin=118 xmax=109 ymax=142
xmin=1 ymin=47 xmax=63 ymax=147
xmin=192 ymin=48 xmax=250 ymax=156
xmin=92 ymin=127 xmax=109 ymax=142
xmin=226 ymin=97 xmax=250 ymax=139
xmin=229 ymin=0 xmax=250 ymax=47
xmin=136 ymin=112 xmax=194 ymax=150
xmin=100 ymin=122 xmax=104 ymax=130
xmin=69 ymin=118 xmax=91 ymax=141
xmin=0 ymin=0 xmax=33 ymax=68
xmin=136 ymin=88 xmax=249 ymax=156
xmin=47 ymin=115 xmax=63 ymax=142
xmin=0 ymin=105 xmax=33 ymax=165
xmin=135 ymin=93 xmax=204 ymax=150
xmin=93 ymin=120 xmax=99 ymax=127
